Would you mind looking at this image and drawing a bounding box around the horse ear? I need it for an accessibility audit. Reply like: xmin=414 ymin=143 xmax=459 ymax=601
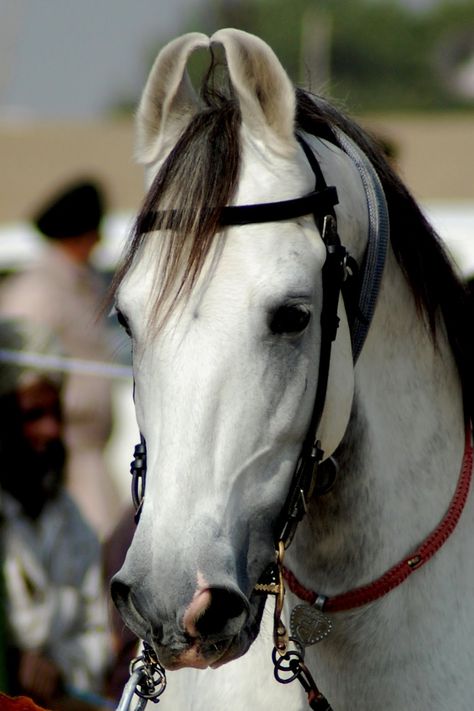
xmin=211 ymin=29 xmax=297 ymax=154
xmin=136 ymin=32 xmax=209 ymax=165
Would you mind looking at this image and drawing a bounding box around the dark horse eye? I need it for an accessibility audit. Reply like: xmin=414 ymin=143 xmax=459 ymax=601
xmin=116 ymin=308 xmax=131 ymax=336
xmin=269 ymin=304 xmax=311 ymax=335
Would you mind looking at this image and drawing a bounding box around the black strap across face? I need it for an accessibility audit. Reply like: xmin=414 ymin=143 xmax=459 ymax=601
xmin=219 ymin=186 xmax=338 ymax=227
xmin=217 ymin=135 xmax=350 ymax=546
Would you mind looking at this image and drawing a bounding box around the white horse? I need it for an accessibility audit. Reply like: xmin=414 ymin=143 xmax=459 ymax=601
xmin=111 ymin=29 xmax=474 ymax=710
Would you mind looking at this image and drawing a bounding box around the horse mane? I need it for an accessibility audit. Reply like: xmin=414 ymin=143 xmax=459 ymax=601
xmin=295 ymin=89 xmax=474 ymax=422
xmin=111 ymin=66 xmax=473 ymax=420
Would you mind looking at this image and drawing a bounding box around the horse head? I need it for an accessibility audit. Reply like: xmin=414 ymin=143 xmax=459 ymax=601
xmin=111 ymin=29 xmax=366 ymax=671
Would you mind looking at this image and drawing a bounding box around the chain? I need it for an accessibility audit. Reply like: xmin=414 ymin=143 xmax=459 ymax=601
xmin=269 ymin=540 xmax=334 ymax=711
xmin=116 ymin=544 xmax=332 ymax=710
xmin=116 ymin=642 xmax=167 ymax=710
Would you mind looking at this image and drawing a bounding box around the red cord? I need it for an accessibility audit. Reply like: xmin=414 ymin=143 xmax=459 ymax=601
xmin=283 ymin=427 xmax=473 ymax=613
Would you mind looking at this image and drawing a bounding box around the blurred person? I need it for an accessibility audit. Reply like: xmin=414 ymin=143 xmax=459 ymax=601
xmin=0 ymin=319 xmax=112 ymax=710
xmin=0 ymin=179 xmax=120 ymax=538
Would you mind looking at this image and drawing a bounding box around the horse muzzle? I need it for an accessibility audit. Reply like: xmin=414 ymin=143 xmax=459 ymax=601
xmin=111 ymin=571 xmax=265 ymax=670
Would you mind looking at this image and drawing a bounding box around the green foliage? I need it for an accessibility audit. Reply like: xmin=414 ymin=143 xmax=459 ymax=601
xmin=187 ymin=0 xmax=474 ymax=113
xmin=329 ymin=0 xmax=438 ymax=110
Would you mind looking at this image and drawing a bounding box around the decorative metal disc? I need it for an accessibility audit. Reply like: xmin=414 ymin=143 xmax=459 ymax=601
xmin=290 ymin=604 xmax=333 ymax=647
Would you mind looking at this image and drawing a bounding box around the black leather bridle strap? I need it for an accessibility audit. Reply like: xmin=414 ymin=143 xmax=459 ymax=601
xmin=273 ymin=137 xmax=350 ymax=545
xmin=130 ymin=436 xmax=147 ymax=524
xmin=140 ymin=189 xmax=338 ymax=232
xmin=219 ymin=187 xmax=338 ymax=226
xmin=221 ymin=135 xmax=346 ymax=547
xmin=276 ymin=214 xmax=349 ymax=546
xmin=141 ymin=134 xmax=338 ymax=232
xmin=131 ymin=136 xmax=344 ymax=531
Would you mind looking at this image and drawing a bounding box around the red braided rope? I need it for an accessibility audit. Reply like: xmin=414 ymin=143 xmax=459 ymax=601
xmin=283 ymin=427 xmax=473 ymax=613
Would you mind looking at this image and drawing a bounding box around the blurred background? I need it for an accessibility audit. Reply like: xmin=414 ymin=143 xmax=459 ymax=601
xmin=1 ymin=0 xmax=473 ymax=506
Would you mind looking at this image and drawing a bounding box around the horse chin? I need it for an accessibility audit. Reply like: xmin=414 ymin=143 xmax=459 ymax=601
xmin=157 ymin=637 xmax=237 ymax=671
xmin=153 ymin=593 xmax=266 ymax=671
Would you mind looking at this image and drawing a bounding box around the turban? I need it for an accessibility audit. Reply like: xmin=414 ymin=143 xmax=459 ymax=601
xmin=33 ymin=180 xmax=104 ymax=239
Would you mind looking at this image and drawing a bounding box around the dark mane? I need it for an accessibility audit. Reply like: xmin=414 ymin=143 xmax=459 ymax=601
xmin=111 ymin=72 xmax=473 ymax=419
xmin=294 ymin=89 xmax=473 ymax=421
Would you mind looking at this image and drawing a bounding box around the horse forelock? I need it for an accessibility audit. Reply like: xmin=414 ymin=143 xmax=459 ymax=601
xmin=111 ymin=70 xmax=242 ymax=328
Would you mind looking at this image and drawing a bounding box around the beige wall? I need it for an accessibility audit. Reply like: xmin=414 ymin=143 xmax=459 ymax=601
xmin=0 ymin=113 xmax=473 ymax=223
xmin=361 ymin=114 xmax=474 ymax=203
xmin=0 ymin=119 xmax=143 ymax=223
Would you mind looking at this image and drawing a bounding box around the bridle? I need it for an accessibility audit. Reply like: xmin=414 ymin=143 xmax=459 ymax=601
xmin=123 ymin=130 xmax=393 ymax=709
xmin=130 ymin=129 xmax=390 ymax=539
xmin=123 ymin=129 xmax=473 ymax=710
xmin=119 ymin=126 xmax=472 ymax=706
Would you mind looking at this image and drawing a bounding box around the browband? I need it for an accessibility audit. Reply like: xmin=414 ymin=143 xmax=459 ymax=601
xmin=219 ymin=187 xmax=338 ymax=226
xmin=139 ymin=187 xmax=338 ymax=232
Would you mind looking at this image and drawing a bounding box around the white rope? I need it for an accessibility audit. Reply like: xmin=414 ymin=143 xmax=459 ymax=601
xmin=0 ymin=348 xmax=132 ymax=380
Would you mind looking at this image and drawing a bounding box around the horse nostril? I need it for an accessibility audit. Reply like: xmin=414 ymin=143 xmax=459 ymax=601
xmin=110 ymin=577 xmax=130 ymax=608
xmin=110 ymin=575 xmax=160 ymax=642
xmin=192 ymin=587 xmax=249 ymax=639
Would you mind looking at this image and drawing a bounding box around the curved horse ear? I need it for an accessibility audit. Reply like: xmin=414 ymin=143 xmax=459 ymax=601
xmin=135 ymin=32 xmax=209 ymax=165
xmin=211 ymin=29 xmax=297 ymax=155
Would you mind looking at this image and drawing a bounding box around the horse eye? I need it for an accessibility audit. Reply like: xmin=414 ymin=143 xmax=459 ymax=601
xmin=116 ymin=309 xmax=131 ymax=336
xmin=269 ymin=304 xmax=311 ymax=335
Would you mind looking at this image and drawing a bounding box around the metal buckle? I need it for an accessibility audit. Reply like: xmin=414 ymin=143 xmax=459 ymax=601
xmin=131 ymin=440 xmax=147 ymax=515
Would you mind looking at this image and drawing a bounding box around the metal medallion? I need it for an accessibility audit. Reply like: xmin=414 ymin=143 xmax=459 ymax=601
xmin=290 ymin=604 xmax=333 ymax=647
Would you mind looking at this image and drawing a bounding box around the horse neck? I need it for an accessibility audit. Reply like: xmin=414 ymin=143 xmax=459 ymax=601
xmin=289 ymin=244 xmax=466 ymax=593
